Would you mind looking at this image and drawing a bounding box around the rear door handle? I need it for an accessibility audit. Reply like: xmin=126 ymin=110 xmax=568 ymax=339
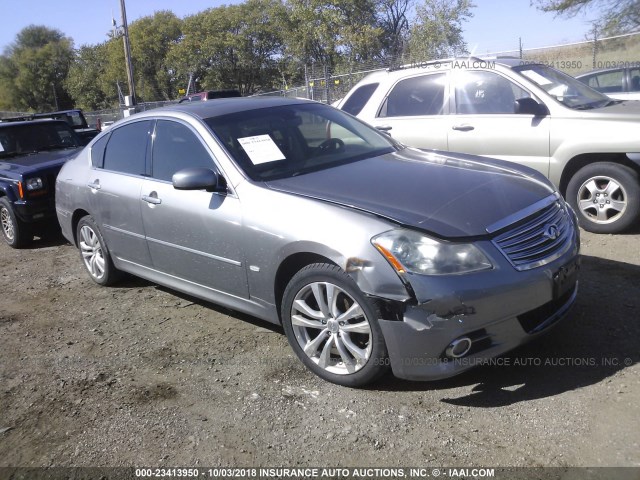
xmin=87 ymin=180 xmax=101 ymax=190
xmin=452 ymin=124 xmax=475 ymax=131
xmin=142 ymin=193 xmax=162 ymax=205
xmin=376 ymin=125 xmax=393 ymax=132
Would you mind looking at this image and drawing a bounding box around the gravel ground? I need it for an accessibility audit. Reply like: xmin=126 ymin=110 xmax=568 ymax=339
xmin=0 ymin=229 xmax=639 ymax=468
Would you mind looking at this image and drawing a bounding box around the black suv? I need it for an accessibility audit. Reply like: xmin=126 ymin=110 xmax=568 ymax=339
xmin=0 ymin=119 xmax=82 ymax=247
xmin=1 ymin=109 xmax=100 ymax=145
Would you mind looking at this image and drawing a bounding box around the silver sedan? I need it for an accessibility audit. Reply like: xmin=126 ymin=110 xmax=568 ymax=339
xmin=55 ymin=97 xmax=580 ymax=387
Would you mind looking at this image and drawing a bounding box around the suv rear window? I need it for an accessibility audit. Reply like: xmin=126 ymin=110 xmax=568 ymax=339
xmin=341 ymin=83 xmax=379 ymax=116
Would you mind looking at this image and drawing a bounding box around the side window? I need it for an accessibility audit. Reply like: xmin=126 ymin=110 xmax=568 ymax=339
xmin=90 ymin=133 xmax=110 ymax=168
xmin=455 ymin=71 xmax=530 ymax=114
xmin=630 ymin=68 xmax=640 ymax=92
xmin=152 ymin=120 xmax=214 ymax=182
xmin=103 ymin=120 xmax=151 ymax=175
xmin=587 ymin=70 xmax=624 ymax=93
xmin=341 ymin=83 xmax=379 ymax=116
xmin=379 ymin=74 xmax=445 ymax=117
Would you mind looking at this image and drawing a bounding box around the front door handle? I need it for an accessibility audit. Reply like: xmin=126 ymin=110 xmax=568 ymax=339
xmin=452 ymin=124 xmax=475 ymax=131
xmin=142 ymin=192 xmax=162 ymax=205
xmin=87 ymin=180 xmax=101 ymax=190
xmin=376 ymin=125 xmax=393 ymax=132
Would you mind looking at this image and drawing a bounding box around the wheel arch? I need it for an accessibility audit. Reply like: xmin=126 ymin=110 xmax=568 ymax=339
xmin=70 ymin=208 xmax=91 ymax=247
xmin=559 ymin=153 xmax=640 ymax=197
xmin=0 ymin=180 xmax=18 ymax=202
xmin=273 ymin=252 xmax=338 ymax=321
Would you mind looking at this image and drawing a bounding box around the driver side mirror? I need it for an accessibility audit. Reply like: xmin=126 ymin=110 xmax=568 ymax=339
xmin=172 ymin=167 xmax=226 ymax=193
xmin=515 ymin=97 xmax=549 ymax=116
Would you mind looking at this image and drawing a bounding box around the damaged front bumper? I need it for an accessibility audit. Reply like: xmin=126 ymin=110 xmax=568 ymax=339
xmin=376 ymin=239 xmax=580 ymax=381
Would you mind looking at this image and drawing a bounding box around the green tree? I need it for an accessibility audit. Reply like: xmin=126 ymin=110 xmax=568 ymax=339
xmin=65 ymin=43 xmax=113 ymax=110
xmin=378 ymin=0 xmax=412 ymax=60
xmin=409 ymin=0 xmax=474 ymax=60
xmin=168 ymin=0 xmax=287 ymax=95
xmin=97 ymin=11 xmax=183 ymax=104
xmin=534 ymin=0 xmax=640 ymax=35
xmin=128 ymin=11 xmax=182 ymax=101
xmin=284 ymin=0 xmax=383 ymax=70
xmin=0 ymin=25 xmax=74 ymax=111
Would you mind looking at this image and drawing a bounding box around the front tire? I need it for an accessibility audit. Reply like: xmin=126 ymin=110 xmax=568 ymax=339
xmin=566 ymin=162 xmax=640 ymax=234
xmin=281 ymin=263 xmax=389 ymax=387
xmin=76 ymin=216 xmax=120 ymax=286
xmin=0 ymin=197 xmax=32 ymax=248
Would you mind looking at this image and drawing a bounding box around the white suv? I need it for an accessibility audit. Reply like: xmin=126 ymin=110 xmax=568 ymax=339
xmin=337 ymin=57 xmax=640 ymax=234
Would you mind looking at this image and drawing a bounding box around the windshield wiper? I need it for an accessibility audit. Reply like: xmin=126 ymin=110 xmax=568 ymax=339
xmin=572 ymin=103 xmax=599 ymax=110
xmin=574 ymin=99 xmax=621 ymax=110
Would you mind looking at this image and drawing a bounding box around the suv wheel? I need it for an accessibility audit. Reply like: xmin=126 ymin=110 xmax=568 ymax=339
xmin=281 ymin=263 xmax=389 ymax=387
xmin=0 ymin=197 xmax=31 ymax=248
xmin=566 ymin=162 xmax=640 ymax=233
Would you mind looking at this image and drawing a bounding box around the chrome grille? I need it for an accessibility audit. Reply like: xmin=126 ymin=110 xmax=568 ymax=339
xmin=492 ymin=199 xmax=574 ymax=271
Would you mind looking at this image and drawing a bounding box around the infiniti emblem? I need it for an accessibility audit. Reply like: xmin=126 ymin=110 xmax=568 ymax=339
xmin=543 ymin=224 xmax=560 ymax=240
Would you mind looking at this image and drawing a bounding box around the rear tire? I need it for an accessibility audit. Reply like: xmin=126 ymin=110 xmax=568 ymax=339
xmin=76 ymin=215 xmax=121 ymax=286
xmin=281 ymin=263 xmax=389 ymax=387
xmin=566 ymin=162 xmax=640 ymax=234
xmin=0 ymin=197 xmax=32 ymax=248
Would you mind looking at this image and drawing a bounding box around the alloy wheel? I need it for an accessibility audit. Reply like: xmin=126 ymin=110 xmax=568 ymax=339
xmin=290 ymin=281 xmax=373 ymax=375
xmin=1 ymin=207 xmax=15 ymax=242
xmin=577 ymin=175 xmax=628 ymax=224
xmin=79 ymin=225 xmax=106 ymax=280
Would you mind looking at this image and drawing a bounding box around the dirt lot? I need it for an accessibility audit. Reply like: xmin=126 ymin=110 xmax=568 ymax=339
xmin=0 ymin=228 xmax=639 ymax=469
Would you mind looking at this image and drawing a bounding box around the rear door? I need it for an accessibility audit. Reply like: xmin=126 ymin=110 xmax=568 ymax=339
xmin=87 ymin=120 xmax=153 ymax=266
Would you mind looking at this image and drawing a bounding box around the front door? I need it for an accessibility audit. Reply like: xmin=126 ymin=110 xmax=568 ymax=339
xmin=447 ymin=70 xmax=551 ymax=177
xmin=140 ymin=119 xmax=248 ymax=298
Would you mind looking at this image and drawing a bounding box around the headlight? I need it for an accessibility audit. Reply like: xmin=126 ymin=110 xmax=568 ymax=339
xmin=25 ymin=177 xmax=44 ymax=191
xmin=372 ymin=229 xmax=492 ymax=275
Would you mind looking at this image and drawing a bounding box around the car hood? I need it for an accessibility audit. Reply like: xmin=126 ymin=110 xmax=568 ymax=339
xmin=0 ymin=148 xmax=81 ymax=174
xmin=581 ymin=99 xmax=640 ymax=118
xmin=266 ymin=148 xmax=556 ymax=238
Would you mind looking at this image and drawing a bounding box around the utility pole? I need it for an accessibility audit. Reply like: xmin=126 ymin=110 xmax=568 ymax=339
xmin=120 ymin=0 xmax=136 ymax=106
xmin=591 ymin=24 xmax=599 ymax=69
xmin=519 ymin=37 xmax=523 ymax=59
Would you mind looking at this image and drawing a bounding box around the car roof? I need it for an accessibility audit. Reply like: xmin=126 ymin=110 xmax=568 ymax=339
xmin=575 ymin=67 xmax=625 ymax=78
xmin=0 ymin=118 xmax=69 ymax=128
xmin=141 ymin=96 xmax=318 ymax=120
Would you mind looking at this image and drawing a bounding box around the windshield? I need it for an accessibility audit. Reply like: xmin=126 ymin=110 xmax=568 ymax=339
xmin=513 ymin=64 xmax=611 ymax=109
xmin=205 ymin=103 xmax=397 ymax=181
xmin=0 ymin=122 xmax=81 ymax=158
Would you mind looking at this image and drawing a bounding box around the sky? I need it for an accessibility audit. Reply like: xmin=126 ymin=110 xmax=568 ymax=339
xmin=0 ymin=0 xmax=601 ymax=55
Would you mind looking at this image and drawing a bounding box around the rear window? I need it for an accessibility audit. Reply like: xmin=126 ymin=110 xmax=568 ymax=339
xmin=102 ymin=120 xmax=152 ymax=175
xmin=90 ymin=133 xmax=110 ymax=168
xmin=341 ymin=83 xmax=379 ymax=115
